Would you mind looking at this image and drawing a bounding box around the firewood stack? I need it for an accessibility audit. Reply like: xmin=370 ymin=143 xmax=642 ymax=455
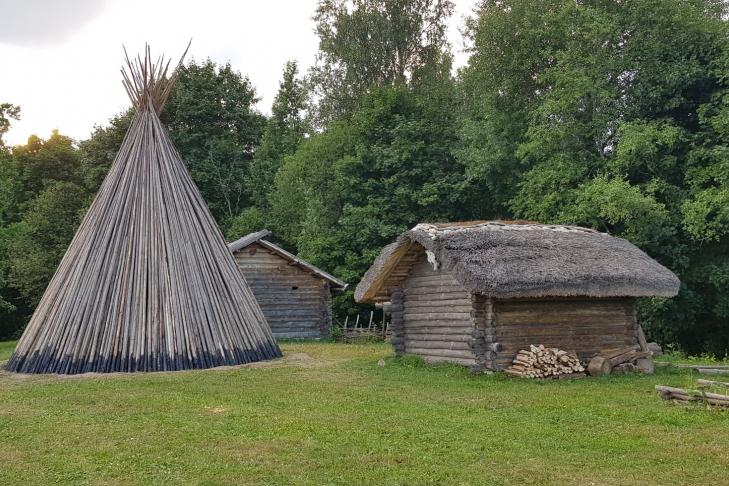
xmin=504 ymin=345 xmax=585 ymax=378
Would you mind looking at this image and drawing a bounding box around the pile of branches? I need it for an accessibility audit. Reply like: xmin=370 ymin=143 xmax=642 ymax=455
xmin=505 ymin=345 xmax=585 ymax=378
xmin=656 ymin=379 xmax=729 ymax=408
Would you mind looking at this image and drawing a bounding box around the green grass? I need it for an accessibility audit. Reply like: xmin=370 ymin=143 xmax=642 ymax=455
xmin=1 ymin=341 xmax=727 ymax=485
xmin=0 ymin=340 xmax=16 ymax=361
xmin=656 ymin=351 xmax=729 ymax=366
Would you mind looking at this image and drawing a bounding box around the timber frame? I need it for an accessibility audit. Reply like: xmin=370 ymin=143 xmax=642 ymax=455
xmin=229 ymin=230 xmax=347 ymax=339
xmin=382 ymin=246 xmax=641 ymax=372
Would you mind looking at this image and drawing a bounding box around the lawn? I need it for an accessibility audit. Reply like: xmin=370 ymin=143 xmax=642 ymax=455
xmin=1 ymin=341 xmax=727 ymax=485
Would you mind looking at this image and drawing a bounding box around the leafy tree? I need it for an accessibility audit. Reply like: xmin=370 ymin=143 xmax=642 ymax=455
xmin=78 ymin=110 xmax=133 ymax=192
xmin=269 ymin=78 xmax=465 ymax=315
xmin=162 ymin=59 xmax=266 ymax=225
xmin=11 ymin=130 xmax=81 ymax=198
xmin=6 ymin=181 xmax=90 ymax=306
xmin=459 ymin=0 xmax=569 ymax=217
xmin=0 ymin=130 xmax=89 ymax=338
xmin=0 ymin=103 xmax=20 ymax=147
xmin=310 ymin=0 xmax=454 ymax=124
xmin=461 ymin=0 xmax=729 ymax=355
xmin=247 ymin=61 xmax=309 ymax=208
xmin=225 ymin=207 xmax=270 ymax=242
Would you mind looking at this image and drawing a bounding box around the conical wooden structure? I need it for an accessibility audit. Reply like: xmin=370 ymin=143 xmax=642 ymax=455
xmin=6 ymin=45 xmax=281 ymax=374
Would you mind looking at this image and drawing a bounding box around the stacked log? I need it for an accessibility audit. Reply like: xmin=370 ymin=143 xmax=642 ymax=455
xmin=504 ymin=344 xmax=585 ymax=378
xmin=587 ymin=346 xmax=653 ymax=376
xmin=655 ymin=384 xmax=729 ymax=408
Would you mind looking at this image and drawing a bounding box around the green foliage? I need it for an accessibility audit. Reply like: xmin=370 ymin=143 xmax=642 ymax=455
xmin=269 ymin=81 xmax=465 ymax=302
xmin=78 ymin=110 xmax=133 ymax=191
xmin=0 ymin=103 xmax=20 ymax=146
xmin=224 ymin=207 xmax=270 ymax=241
xmin=163 ymin=59 xmax=266 ymax=224
xmin=247 ymin=61 xmax=309 ymax=208
xmin=11 ymin=130 xmax=82 ymax=197
xmin=461 ymin=0 xmax=729 ymax=356
xmin=310 ymin=0 xmax=454 ymax=124
xmin=6 ymin=181 xmax=89 ymax=306
xmin=0 ymin=130 xmax=89 ymax=337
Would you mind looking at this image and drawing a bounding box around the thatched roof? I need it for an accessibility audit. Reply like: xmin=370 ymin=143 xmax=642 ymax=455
xmin=6 ymin=45 xmax=280 ymax=374
xmin=229 ymin=230 xmax=347 ymax=291
xmin=355 ymin=221 xmax=680 ymax=303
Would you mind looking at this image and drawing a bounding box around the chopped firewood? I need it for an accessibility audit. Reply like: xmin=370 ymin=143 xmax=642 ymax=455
xmin=505 ymin=345 xmax=584 ymax=379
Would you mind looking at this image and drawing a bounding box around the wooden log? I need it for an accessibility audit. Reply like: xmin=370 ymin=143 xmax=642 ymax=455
xmin=697 ymin=368 xmax=729 ymax=375
xmin=655 ymin=385 xmax=729 ymax=406
xmin=587 ymin=356 xmax=612 ymax=376
xmin=403 ymin=347 xmax=475 ymax=359
xmin=402 ymin=340 xmax=471 ymax=351
xmin=635 ymin=357 xmax=654 ymax=374
xmin=697 ymin=379 xmax=729 ymax=388
xmin=637 ymin=325 xmax=648 ymax=352
xmin=421 ymin=355 xmax=476 ymax=367
xmin=609 ymin=350 xmax=651 ymax=367
xmin=599 ymin=346 xmax=639 ymax=360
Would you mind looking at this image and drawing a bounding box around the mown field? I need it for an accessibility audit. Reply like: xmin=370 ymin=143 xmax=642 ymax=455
xmin=1 ymin=341 xmax=727 ymax=485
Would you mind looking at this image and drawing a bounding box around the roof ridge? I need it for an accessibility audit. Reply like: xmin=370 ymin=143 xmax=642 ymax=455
xmin=412 ymin=221 xmax=602 ymax=239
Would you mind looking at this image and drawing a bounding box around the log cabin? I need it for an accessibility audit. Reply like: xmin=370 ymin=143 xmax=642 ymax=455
xmin=229 ymin=230 xmax=347 ymax=339
xmin=355 ymin=221 xmax=680 ymax=371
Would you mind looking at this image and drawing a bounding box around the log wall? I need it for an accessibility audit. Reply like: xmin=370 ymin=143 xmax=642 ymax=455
xmin=399 ymin=255 xmax=475 ymax=366
xmin=233 ymin=243 xmax=332 ymax=339
xmin=386 ymin=247 xmax=639 ymax=372
xmin=492 ymin=297 xmax=638 ymax=369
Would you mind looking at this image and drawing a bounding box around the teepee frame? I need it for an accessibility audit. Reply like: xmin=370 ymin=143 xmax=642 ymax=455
xmin=6 ymin=44 xmax=281 ymax=374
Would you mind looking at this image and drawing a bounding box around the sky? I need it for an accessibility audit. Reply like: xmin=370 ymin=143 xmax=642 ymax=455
xmin=0 ymin=0 xmax=476 ymax=146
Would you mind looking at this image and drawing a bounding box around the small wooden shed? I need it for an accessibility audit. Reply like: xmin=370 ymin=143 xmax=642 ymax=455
xmin=229 ymin=230 xmax=347 ymax=339
xmin=355 ymin=221 xmax=680 ymax=371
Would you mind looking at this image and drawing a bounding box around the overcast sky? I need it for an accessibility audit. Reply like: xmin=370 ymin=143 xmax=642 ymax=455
xmin=0 ymin=0 xmax=475 ymax=146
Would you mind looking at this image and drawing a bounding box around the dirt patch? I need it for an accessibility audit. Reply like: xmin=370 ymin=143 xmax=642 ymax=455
xmin=0 ymin=351 xmax=340 ymax=383
xmin=204 ymin=406 xmax=227 ymax=414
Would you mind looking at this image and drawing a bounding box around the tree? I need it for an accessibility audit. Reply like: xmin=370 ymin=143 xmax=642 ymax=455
xmin=78 ymin=110 xmax=133 ymax=192
xmin=162 ymin=59 xmax=266 ymax=225
xmin=0 ymin=106 xmax=22 ymax=335
xmin=461 ymin=0 xmax=729 ymax=355
xmin=269 ymin=78 xmax=465 ymax=316
xmin=247 ymin=61 xmax=309 ymax=208
xmin=310 ymin=0 xmax=454 ymax=125
xmin=6 ymin=181 xmax=90 ymax=307
xmin=0 ymin=103 xmax=20 ymax=147
xmin=458 ymin=0 xmax=572 ymax=217
xmin=0 ymin=130 xmax=89 ymax=338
